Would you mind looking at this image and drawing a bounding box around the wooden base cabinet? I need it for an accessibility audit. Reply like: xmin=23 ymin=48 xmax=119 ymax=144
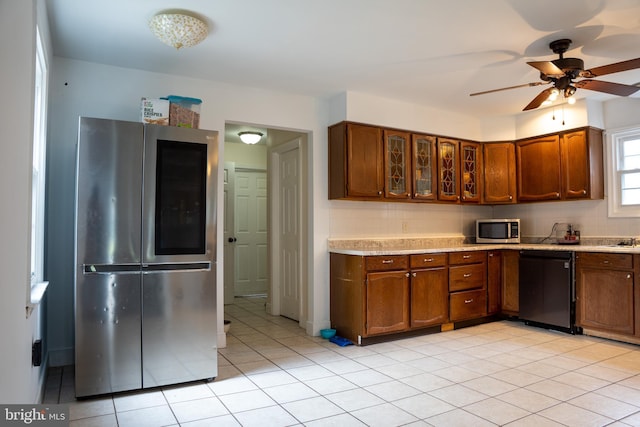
xmin=576 ymin=253 xmax=636 ymax=336
xmin=410 ymin=253 xmax=449 ymax=327
xmin=330 ymin=251 xmax=492 ymax=345
xmin=449 ymin=251 xmax=487 ymax=321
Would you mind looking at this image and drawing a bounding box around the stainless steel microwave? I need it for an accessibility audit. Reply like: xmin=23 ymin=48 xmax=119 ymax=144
xmin=476 ymin=219 xmax=520 ymax=244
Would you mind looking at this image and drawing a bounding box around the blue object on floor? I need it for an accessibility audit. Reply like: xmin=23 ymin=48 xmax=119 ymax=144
xmin=329 ymin=335 xmax=353 ymax=346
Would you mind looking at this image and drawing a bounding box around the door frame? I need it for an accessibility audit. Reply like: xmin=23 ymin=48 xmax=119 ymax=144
xmin=268 ymin=138 xmax=306 ymax=327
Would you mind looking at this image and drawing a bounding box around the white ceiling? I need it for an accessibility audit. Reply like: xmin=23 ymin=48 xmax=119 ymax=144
xmin=46 ymin=0 xmax=640 ymax=119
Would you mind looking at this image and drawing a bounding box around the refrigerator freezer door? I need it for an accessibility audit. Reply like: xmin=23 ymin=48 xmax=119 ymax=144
xmin=142 ymin=267 xmax=217 ymax=388
xmin=75 ymin=117 xmax=144 ymax=397
xmin=76 ymin=117 xmax=144 ymax=265
xmin=75 ymin=272 xmax=142 ymax=396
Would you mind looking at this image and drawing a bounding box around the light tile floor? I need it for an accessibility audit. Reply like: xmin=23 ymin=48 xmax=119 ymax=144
xmin=45 ymin=296 xmax=640 ymax=426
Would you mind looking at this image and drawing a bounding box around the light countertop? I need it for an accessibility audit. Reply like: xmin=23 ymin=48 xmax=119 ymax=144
xmin=328 ymin=237 xmax=639 ymax=256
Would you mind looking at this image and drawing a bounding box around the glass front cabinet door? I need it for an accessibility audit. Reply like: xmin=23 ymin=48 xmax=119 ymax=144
xmin=460 ymin=141 xmax=481 ymax=203
xmin=437 ymin=138 xmax=459 ymax=202
xmin=384 ymin=130 xmax=411 ymax=199
xmin=412 ymin=134 xmax=437 ymax=200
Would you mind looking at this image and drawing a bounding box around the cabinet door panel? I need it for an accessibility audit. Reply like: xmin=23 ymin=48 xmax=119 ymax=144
xmin=384 ymin=130 xmax=411 ymax=199
xmin=483 ymin=143 xmax=516 ymax=204
xmin=411 ymin=267 xmax=448 ymax=327
xmin=366 ymin=271 xmax=410 ymax=335
xmin=412 ymin=134 xmax=437 ymax=200
xmin=561 ymin=130 xmax=590 ymax=199
xmin=347 ymin=124 xmax=384 ymax=198
xmin=516 ymin=135 xmax=562 ymax=201
xmin=461 ymin=141 xmax=481 ymax=203
xmin=437 ymin=138 xmax=460 ymax=202
xmin=577 ymin=267 xmax=634 ymax=335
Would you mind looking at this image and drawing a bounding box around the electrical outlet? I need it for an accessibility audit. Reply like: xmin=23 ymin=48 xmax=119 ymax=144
xmin=32 ymin=339 xmax=42 ymax=367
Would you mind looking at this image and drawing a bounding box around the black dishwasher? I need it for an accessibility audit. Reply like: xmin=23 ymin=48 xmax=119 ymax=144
xmin=519 ymin=250 xmax=576 ymax=333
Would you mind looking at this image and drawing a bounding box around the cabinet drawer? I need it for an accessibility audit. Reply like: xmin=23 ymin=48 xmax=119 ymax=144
xmin=449 ymin=263 xmax=486 ymax=292
xmin=365 ymin=255 xmax=408 ymax=271
xmin=450 ymin=289 xmax=487 ymax=321
xmin=449 ymin=251 xmax=486 ymax=265
xmin=410 ymin=253 xmax=447 ymax=269
xmin=577 ymin=252 xmax=633 ymax=270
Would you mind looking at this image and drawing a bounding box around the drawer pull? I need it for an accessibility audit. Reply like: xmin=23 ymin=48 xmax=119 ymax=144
xmin=382 ymin=259 xmax=394 ymax=264
xmin=603 ymin=260 xmax=609 ymax=264
xmin=464 ymin=299 xmax=474 ymax=304
xmin=627 ymin=274 xmax=632 ymax=279
xmin=463 ymin=273 xmax=472 ymax=278
xmin=424 ymin=258 xmax=434 ymax=262
xmin=462 ymin=255 xmax=471 ymax=259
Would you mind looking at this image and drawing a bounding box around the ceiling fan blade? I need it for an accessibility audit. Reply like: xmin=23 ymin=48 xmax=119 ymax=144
xmin=523 ymin=88 xmax=554 ymax=111
xmin=527 ymin=61 xmax=564 ymax=77
xmin=581 ymin=58 xmax=640 ymax=78
xmin=574 ymin=79 xmax=640 ymax=96
xmin=470 ymin=81 xmax=548 ymax=96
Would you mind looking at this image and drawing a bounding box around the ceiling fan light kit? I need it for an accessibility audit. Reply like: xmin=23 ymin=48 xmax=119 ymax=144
xmin=149 ymin=12 xmax=208 ymax=49
xmin=470 ymin=38 xmax=640 ymax=111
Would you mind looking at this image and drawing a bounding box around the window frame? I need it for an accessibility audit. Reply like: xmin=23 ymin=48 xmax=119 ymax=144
xmin=28 ymin=26 xmax=49 ymax=312
xmin=607 ymin=126 xmax=640 ymax=218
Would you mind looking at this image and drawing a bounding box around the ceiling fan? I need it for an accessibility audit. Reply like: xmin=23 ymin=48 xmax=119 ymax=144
xmin=470 ymin=39 xmax=640 ymax=111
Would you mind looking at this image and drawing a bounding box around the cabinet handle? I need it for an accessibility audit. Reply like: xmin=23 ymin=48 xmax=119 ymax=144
xmin=424 ymin=258 xmax=434 ymax=262
xmin=382 ymin=259 xmax=394 ymax=264
xmin=603 ymin=260 xmax=609 ymax=264
xmin=464 ymin=299 xmax=474 ymax=304
xmin=405 ymin=273 xmax=410 ymax=278
xmin=463 ymin=255 xmax=471 ymax=259
xmin=412 ymin=272 xmax=417 ymax=277
xmin=627 ymin=274 xmax=632 ymax=279
xmin=407 ymin=194 xmax=411 ymax=198
xmin=509 ymin=195 xmax=513 ymax=201
xmin=463 ymin=273 xmax=472 ymax=278
xmin=582 ymin=190 xmax=587 ymax=195
xmin=556 ymin=192 xmax=560 ymax=198
xmin=489 ymin=253 xmax=494 ymax=257
xmin=378 ymin=191 xmax=383 ymax=195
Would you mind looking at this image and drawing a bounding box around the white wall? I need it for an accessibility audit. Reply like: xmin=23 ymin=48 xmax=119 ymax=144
xmin=46 ymin=58 xmax=329 ymax=364
xmin=0 ymin=0 xmax=49 ymax=403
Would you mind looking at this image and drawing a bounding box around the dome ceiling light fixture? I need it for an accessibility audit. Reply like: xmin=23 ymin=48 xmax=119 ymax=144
xmin=238 ymin=131 xmax=263 ymax=145
xmin=149 ymin=12 xmax=208 ymax=50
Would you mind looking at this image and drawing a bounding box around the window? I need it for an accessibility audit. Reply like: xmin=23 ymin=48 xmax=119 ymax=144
xmin=29 ymin=26 xmax=48 ymax=309
xmin=607 ymin=126 xmax=640 ymax=217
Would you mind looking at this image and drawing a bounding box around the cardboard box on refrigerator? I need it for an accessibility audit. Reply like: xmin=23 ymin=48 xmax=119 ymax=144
xmin=140 ymin=98 xmax=170 ymax=125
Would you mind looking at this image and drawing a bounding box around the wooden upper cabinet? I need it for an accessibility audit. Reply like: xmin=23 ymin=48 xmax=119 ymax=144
xmin=516 ymin=134 xmax=562 ymax=201
xmin=437 ymin=138 xmax=460 ymax=202
xmin=483 ymin=142 xmax=516 ymax=204
xmin=412 ymin=134 xmax=437 ymax=200
xmin=383 ymin=129 xmax=411 ymax=199
xmin=329 ymin=122 xmax=384 ymax=199
xmin=460 ymin=141 xmax=482 ymax=203
xmin=561 ymin=128 xmax=604 ymax=200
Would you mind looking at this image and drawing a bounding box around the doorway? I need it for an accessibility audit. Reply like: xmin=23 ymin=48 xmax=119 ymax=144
xmin=223 ymin=123 xmax=308 ymax=327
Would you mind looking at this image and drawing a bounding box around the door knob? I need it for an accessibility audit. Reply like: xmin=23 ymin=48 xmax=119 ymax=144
xmin=228 ymin=237 xmax=237 ymax=243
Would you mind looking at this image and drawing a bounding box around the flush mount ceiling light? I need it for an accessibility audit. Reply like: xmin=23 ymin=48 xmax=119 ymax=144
xmin=238 ymin=131 xmax=263 ymax=145
xmin=149 ymin=12 xmax=208 ymax=50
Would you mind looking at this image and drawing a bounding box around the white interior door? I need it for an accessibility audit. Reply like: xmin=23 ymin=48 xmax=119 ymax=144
xmin=279 ymin=144 xmax=301 ymax=321
xmin=234 ymin=170 xmax=268 ymax=296
xmin=223 ymin=162 xmax=235 ymax=305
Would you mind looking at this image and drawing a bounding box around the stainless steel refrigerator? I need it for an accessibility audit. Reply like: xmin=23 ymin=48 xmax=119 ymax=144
xmin=74 ymin=117 xmax=218 ymax=397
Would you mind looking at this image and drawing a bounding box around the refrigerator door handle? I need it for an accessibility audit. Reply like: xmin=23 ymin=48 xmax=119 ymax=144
xmin=82 ymin=264 xmax=141 ymax=275
xmin=142 ymin=262 xmax=212 ymax=273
